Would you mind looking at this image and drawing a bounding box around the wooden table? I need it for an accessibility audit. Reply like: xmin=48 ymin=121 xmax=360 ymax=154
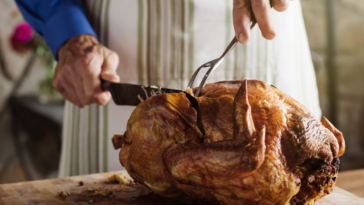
xmin=0 ymin=170 xmax=363 ymax=205
xmin=336 ymin=169 xmax=364 ymax=198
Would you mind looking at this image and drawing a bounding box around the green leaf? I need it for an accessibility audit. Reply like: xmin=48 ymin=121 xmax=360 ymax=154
xmin=35 ymin=45 xmax=46 ymax=56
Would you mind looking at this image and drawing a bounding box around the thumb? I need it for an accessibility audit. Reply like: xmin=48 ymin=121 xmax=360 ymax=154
xmin=101 ymin=49 xmax=120 ymax=83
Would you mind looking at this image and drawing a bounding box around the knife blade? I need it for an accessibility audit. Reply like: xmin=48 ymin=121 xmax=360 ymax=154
xmin=101 ymin=79 xmax=182 ymax=106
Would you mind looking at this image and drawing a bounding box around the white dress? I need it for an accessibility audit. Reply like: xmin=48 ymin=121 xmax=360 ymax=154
xmin=58 ymin=0 xmax=321 ymax=177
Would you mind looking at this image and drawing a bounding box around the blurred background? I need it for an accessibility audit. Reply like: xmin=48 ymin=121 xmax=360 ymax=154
xmin=0 ymin=0 xmax=363 ymax=184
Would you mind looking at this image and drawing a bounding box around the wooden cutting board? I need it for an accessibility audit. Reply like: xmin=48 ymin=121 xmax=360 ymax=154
xmin=0 ymin=170 xmax=363 ymax=205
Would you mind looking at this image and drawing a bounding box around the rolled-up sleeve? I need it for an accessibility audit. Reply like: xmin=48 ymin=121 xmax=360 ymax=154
xmin=15 ymin=0 xmax=97 ymax=60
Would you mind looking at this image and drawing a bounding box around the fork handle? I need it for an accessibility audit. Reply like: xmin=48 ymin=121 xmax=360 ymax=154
xmin=220 ymin=0 xmax=273 ymax=60
xmin=190 ymin=0 xmax=273 ymax=96
xmin=220 ymin=37 xmax=238 ymax=59
xmin=220 ymin=0 xmax=266 ymax=59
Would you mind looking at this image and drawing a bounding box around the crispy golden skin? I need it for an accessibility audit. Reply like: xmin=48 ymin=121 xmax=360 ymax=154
xmin=112 ymin=80 xmax=345 ymax=205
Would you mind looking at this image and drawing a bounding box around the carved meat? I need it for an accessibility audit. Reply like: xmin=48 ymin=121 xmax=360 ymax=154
xmin=112 ymin=80 xmax=345 ymax=205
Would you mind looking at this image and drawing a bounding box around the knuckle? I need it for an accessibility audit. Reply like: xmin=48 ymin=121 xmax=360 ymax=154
xmin=233 ymin=0 xmax=246 ymax=10
xmin=73 ymin=98 xmax=85 ymax=108
xmin=77 ymin=104 xmax=85 ymax=109
xmin=84 ymin=100 xmax=93 ymax=106
xmin=252 ymin=0 xmax=265 ymax=10
xmin=79 ymin=52 xmax=96 ymax=67
xmin=91 ymin=44 xmax=101 ymax=53
xmin=98 ymin=98 xmax=108 ymax=106
xmin=107 ymin=51 xmax=119 ymax=67
xmin=94 ymin=93 xmax=108 ymax=105
xmin=79 ymin=97 xmax=89 ymax=106
xmin=80 ymin=102 xmax=88 ymax=109
xmin=85 ymin=52 xmax=97 ymax=60
xmin=104 ymin=48 xmax=118 ymax=60
xmin=86 ymin=90 xmax=99 ymax=101
xmin=58 ymin=64 xmax=74 ymax=77
xmin=109 ymin=51 xmax=119 ymax=61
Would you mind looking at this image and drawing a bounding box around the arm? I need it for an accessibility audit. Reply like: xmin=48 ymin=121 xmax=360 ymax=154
xmin=15 ymin=0 xmax=120 ymax=107
xmin=233 ymin=0 xmax=290 ymax=44
xmin=15 ymin=0 xmax=97 ymax=59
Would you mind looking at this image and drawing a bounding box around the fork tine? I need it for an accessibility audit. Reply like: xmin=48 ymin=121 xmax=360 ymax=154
xmin=187 ymin=2 xmax=263 ymax=97
xmin=195 ymin=59 xmax=223 ymax=96
xmin=187 ymin=63 xmax=212 ymax=88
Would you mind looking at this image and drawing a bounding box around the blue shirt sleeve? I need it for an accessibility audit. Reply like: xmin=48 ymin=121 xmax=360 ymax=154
xmin=15 ymin=0 xmax=97 ymax=60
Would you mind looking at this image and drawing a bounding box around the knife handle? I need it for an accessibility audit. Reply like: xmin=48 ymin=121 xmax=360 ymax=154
xmin=101 ymin=79 xmax=110 ymax=91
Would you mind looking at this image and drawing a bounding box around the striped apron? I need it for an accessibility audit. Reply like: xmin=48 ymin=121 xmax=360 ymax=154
xmin=58 ymin=0 xmax=321 ymax=177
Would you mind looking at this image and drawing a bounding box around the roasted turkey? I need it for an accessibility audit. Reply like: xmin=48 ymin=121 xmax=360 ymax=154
xmin=112 ymin=80 xmax=345 ymax=205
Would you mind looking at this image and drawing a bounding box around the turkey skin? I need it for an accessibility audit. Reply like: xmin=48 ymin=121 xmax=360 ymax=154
xmin=112 ymin=80 xmax=345 ymax=205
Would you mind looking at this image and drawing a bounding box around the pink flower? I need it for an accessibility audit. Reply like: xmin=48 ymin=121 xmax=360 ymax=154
xmin=13 ymin=22 xmax=33 ymax=43
xmin=10 ymin=22 xmax=34 ymax=53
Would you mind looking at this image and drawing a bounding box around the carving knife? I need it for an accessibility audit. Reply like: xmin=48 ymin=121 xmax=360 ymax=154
xmin=101 ymin=79 xmax=182 ymax=106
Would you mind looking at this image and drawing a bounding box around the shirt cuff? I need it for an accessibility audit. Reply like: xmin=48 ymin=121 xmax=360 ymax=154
xmin=43 ymin=6 xmax=97 ymax=60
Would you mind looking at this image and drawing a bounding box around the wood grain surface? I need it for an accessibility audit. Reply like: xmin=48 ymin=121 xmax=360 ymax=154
xmin=336 ymin=169 xmax=364 ymax=198
xmin=0 ymin=170 xmax=363 ymax=205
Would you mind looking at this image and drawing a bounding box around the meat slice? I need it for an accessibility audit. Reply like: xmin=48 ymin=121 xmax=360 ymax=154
xmin=112 ymin=80 xmax=345 ymax=205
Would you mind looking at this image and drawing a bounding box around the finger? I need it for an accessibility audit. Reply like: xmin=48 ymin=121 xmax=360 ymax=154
xmin=61 ymin=62 xmax=92 ymax=108
xmin=78 ymin=50 xmax=111 ymax=106
xmin=54 ymin=76 xmax=85 ymax=108
xmin=64 ymin=67 xmax=91 ymax=107
xmin=233 ymin=0 xmax=252 ymax=44
xmin=272 ymin=0 xmax=289 ymax=12
xmin=72 ymin=79 xmax=92 ymax=108
xmin=53 ymin=82 xmax=70 ymax=103
xmin=82 ymin=77 xmax=111 ymax=106
xmin=53 ymin=65 xmax=83 ymax=107
xmin=100 ymin=49 xmax=120 ymax=82
xmin=63 ymin=73 xmax=89 ymax=108
xmin=252 ymin=0 xmax=276 ymax=40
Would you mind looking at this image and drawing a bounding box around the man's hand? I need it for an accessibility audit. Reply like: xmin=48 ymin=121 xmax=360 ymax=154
xmin=53 ymin=34 xmax=120 ymax=108
xmin=233 ymin=0 xmax=290 ymax=44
